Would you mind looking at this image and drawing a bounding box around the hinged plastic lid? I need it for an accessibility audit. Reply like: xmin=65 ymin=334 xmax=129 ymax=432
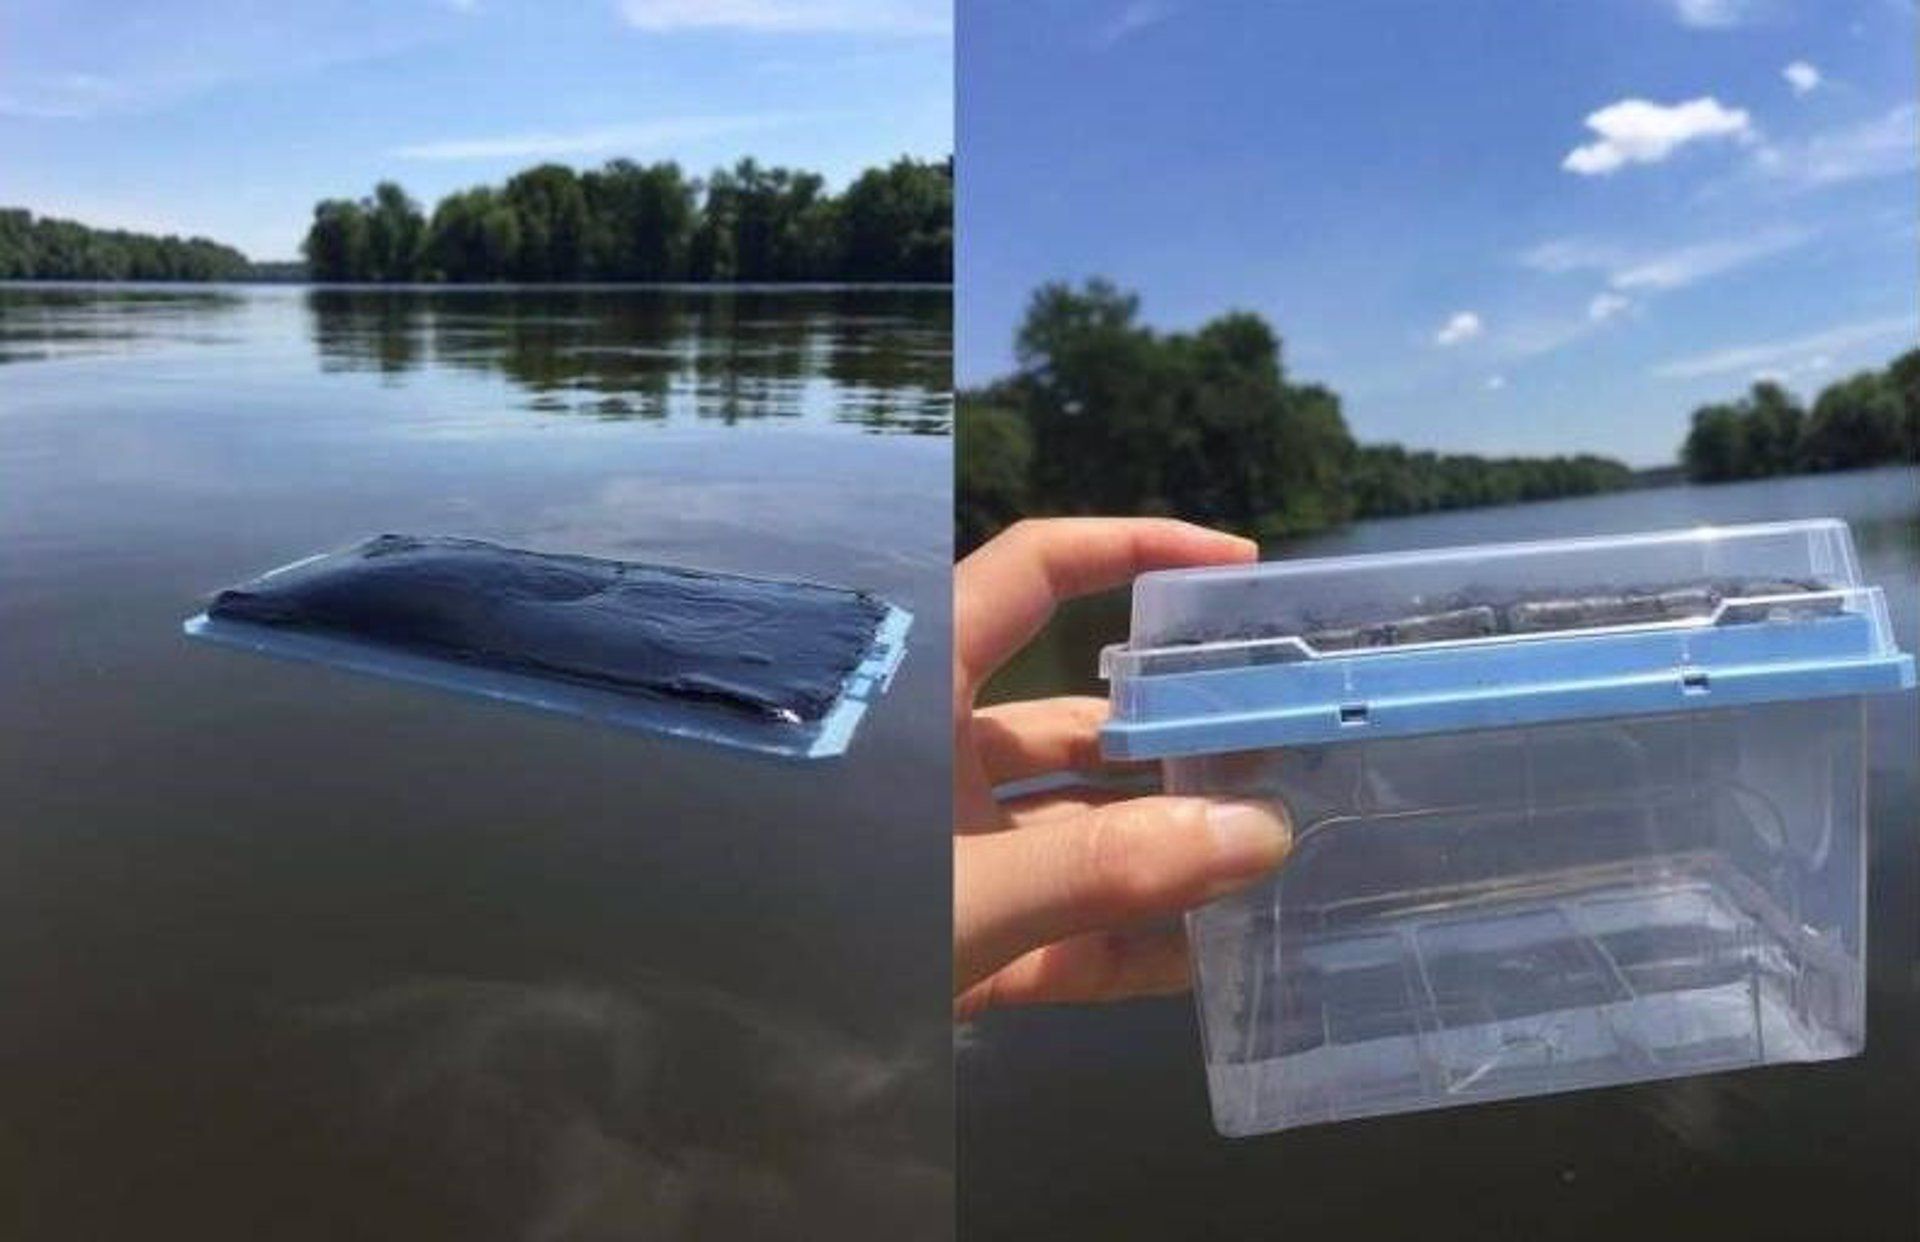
xmin=1100 ymin=519 xmax=1915 ymax=759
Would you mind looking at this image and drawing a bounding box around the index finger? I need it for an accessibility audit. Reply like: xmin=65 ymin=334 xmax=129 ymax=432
xmin=954 ymin=518 xmax=1256 ymax=697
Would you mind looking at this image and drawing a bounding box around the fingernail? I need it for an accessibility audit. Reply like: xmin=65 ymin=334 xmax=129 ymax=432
xmin=1204 ymin=799 xmax=1291 ymax=893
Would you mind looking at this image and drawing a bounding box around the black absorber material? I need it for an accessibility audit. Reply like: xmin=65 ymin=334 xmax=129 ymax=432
xmin=1156 ymin=577 xmax=1837 ymax=650
xmin=208 ymin=535 xmax=890 ymax=723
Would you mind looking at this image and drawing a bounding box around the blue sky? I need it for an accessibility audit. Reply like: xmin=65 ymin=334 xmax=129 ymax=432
xmin=1 ymin=0 xmax=951 ymax=261
xmin=960 ymin=0 xmax=1918 ymax=465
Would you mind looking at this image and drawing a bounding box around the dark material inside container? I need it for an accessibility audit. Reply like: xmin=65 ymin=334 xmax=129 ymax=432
xmin=207 ymin=535 xmax=890 ymax=722
xmin=1160 ymin=577 xmax=1836 ymax=651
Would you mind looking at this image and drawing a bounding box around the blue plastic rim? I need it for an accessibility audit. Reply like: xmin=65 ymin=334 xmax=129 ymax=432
xmin=1102 ymin=610 xmax=1915 ymax=761
xmin=184 ymin=600 xmax=911 ymax=762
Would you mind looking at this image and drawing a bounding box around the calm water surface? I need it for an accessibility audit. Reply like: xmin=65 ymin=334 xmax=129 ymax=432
xmin=965 ymin=468 xmax=1919 ymax=1242
xmin=0 ymin=284 xmax=951 ymax=1239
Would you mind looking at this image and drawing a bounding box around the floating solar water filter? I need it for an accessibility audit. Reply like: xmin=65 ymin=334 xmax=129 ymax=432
xmin=1098 ymin=520 xmax=1914 ymax=1138
xmin=183 ymin=535 xmax=911 ymax=759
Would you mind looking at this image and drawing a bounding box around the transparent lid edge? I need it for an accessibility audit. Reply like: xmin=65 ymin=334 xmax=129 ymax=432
xmin=1106 ymin=584 xmax=1898 ymax=680
xmin=1130 ymin=518 xmax=1862 ymax=590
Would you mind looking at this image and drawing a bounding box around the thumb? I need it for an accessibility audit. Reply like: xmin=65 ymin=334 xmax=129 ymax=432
xmin=955 ymin=795 xmax=1291 ymax=994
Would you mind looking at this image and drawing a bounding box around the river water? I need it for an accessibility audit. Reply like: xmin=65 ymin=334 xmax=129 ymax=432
xmin=964 ymin=467 xmax=1919 ymax=1242
xmin=0 ymin=284 xmax=953 ymax=1239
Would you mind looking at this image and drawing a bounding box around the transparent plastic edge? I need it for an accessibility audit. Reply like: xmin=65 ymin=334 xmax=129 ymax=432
xmin=1129 ymin=518 xmax=1855 ymax=591
xmin=1103 ymin=584 xmax=1896 ymax=681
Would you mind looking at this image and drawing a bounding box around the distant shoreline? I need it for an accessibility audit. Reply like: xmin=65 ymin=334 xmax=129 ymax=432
xmin=1628 ymin=463 xmax=1690 ymax=488
xmin=3 ymin=156 xmax=954 ymax=286
xmin=0 ymin=277 xmax=954 ymax=291
xmin=956 ymin=280 xmax=1919 ymax=553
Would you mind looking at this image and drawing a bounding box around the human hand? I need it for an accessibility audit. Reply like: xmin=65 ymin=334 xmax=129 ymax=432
xmin=953 ymin=519 xmax=1293 ymax=1019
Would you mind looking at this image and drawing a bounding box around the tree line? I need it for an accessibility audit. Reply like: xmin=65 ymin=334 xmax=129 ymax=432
xmin=1681 ymin=354 xmax=1920 ymax=482
xmin=302 ymin=156 xmax=951 ymax=284
xmin=958 ymin=280 xmax=1634 ymax=551
xmin=0 ymin=209 xmax=251 ymax=281
xmin=1348 ymin=444 xmax=1631 ymax=518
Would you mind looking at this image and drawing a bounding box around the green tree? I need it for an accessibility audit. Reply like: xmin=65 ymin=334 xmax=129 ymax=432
xmin=291 ymin=153 xmax=952 ymax=285
xmin=580 ymin=160 xmax=696 ymax=280
xmin=1012 ymin=279 xmax=1167 ymax=513
xmin=1682 ymin=402 xmax=1748 ymax=482
xmin=363 ymin=181 xmax=425 ymax=281
xmin=1001 ymin=280 xmax=1366 ymax=535
xmin=838 ymin=157 xmax=952 ymax=282
xmin=302 ymin=199 xmax=373 ymax=281
xmin=0 ymin=209 xmax=34 ymax=278
xmin=691 ymin=160 xmax=842 ymax=281
xmin=1739 ymin=380 xmax=1806 ymax=476
xmin=1887 ymin=348 xmax=1920 ymax=462
xmin=734 ymin=160 xmax=816 ymax=279
xmin=1804 ymin=370 xmax=1907 ymax=470
xmin=1681 ymin=365 xmax=1914 ymax=482
xmin=502 ymin=165 xmax=590 ymax=281
xmin=688 ymin=176 xmax=738 ymax=283
xmin=0 ymin=208 xmax=249 ymax=280
xmin=956 ymin=395 xmax=1033 ymax=550
xmin=957 ymin=279 xmax=1637 ymax=551
xmin=424 ymin=188 xmax=521 ymax=281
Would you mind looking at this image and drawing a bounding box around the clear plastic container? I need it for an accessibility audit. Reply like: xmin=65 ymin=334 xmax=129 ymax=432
xmin=1099 ymin=520 xmax=1914 ymax=1136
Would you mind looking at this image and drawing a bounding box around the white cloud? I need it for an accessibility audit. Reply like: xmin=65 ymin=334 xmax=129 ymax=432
xmin=1671 ymin=0 xmax=1758 ymax=27
xmin=1563 ymin=97 xmax=1752 ymax=176
xmin=1512 ymin=228 xmax=1813 ymax=361
xmin=1752 ymin=103 xmax=1918 ymax=189
xmin=1652 ymin=315 xmax=1914 ymax=378
xmin=1751 ymin=352 xmax=1835 ymax=385
xmin=0 ymin=9 xmax=439 ymax=121
xmin=1518 ymin=238 xmax=1613 ymax=275
xmin=1783 ymin=61 xmax=1821 ymax=96
xmin=1434 ymin=311 xmax=1485 ymax=346
xmin=1095 ymin=0 xmax=1175 ymax=47
xmin=1495 ymin=314 xmax=1609 ymax=360
xmin=1588 ymin=292 xmax=1633 ymax=322
xmin=1522 ymin=226 xmax=1812 ymax=292
xmin=1485 ymin=374 xmax=1508 ymax=391
xmin=1610 ymin=228 xmax=1812 ymax=290
xmin=391 ymin=115 xmax=793 ymax=161
xmin=616 ymin=0 xmax=947 ymax=34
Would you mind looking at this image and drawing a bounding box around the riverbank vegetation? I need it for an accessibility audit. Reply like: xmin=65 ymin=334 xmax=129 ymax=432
xmin=303 ymin=156 xmax=951 ymax=284
xmin=958 ymin=281 xmax=1632 ymax=551
xmin=1681 ymin=354 xmax=1919 ymax=482
xmin=0 ymin=209 xmax=251 ymax=281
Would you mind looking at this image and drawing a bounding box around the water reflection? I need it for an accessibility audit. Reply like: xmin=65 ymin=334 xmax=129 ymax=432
xmin=0 ymin=279 xmax=953 ymax=1237
xmin=299 ymin=977 xmax=946 ymax=1238
xmin=303 ymin=287 xmax=951 ymax=434
xmin=0 ymin=285 xmax=950 ymax=434
xmin=0 ymin=285 xmax=245 ymax=364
